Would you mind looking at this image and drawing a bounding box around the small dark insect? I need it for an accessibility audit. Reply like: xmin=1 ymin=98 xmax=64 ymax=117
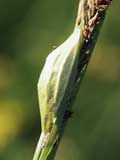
xmin=63 ymin=110 xmax=73 ymax=121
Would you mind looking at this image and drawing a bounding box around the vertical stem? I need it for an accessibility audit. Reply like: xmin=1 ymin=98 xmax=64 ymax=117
xmin=33 ymin=0 xmax=112 ymax=160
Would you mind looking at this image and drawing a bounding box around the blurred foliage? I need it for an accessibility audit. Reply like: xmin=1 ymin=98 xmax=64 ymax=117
xmin=0 ymin=0 xmax=120 ymax=160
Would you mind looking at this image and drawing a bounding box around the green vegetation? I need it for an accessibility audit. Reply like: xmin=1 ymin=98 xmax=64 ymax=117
xmin=0 ymin=0 xmax=120 ymax=160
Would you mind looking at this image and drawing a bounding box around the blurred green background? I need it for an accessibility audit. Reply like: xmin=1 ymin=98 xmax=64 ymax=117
xmin=0 ymin=0 xmax=120 ymax=160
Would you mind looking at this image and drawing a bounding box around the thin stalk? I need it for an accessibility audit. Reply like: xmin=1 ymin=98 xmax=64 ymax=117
xmin=33 ymin=0 xmax=112 ymax=160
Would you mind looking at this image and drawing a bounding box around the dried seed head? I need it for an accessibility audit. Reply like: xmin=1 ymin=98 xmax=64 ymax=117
xmin=77 ymin=0 xmax=112 ymax=39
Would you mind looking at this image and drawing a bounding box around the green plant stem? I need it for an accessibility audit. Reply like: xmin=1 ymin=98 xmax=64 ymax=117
xmin=33 ymin=0 xmax=112 ymax=160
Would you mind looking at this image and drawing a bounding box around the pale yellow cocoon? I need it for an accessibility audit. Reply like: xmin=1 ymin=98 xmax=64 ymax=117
xmin=38 ymin=27 xmax=83 ymax=133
